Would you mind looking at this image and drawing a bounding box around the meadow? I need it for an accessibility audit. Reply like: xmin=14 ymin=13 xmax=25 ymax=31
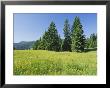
xmin=14 ymin=50 xmax=97 ymax=75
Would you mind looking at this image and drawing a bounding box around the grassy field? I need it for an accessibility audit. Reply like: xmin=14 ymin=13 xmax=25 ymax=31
xmin=14 ymin=50 xmax=97 ymax=75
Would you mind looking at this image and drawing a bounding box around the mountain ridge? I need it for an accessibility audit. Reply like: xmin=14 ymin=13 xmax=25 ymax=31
xmin=14 ymin=41 xmax=35 ymax=50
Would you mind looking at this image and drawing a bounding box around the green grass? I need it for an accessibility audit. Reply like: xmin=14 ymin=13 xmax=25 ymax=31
xmin=14 ymin=50 xmax=97 ymax=75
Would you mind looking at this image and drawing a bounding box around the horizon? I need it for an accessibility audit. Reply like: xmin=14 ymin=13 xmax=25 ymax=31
xmin=14 ymin=13 xmax=97 ymax=43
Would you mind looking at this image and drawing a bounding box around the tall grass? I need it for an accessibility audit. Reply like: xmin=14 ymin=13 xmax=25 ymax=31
xmin=14 ymin=50 xmax=97 ymax=75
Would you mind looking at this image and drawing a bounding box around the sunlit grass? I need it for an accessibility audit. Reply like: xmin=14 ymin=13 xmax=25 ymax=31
xmin=14 ymin=50 xmax=97 ymax=75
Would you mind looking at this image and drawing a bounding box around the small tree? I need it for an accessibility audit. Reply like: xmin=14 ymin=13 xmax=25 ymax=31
xmin=71 ymin=16 xmax=86 ymax=52
xmin=33 ymin=37 xmax=42 ymax=50
xmin=87 ymin=33 xmax=97 ymax=48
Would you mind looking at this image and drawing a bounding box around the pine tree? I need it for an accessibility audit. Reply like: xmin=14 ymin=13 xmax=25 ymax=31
xmin=71 ymin=16 xmax=86 ymax=52
xmin=62 ymin=19 xmax=71 ymax=51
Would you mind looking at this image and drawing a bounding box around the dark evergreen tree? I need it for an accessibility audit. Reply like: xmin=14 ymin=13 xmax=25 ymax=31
xmin=71 ymin=16 xmax=86 ymax=52
xmin=46 ymin=22 xmax=61 ymax=51
xmin=35 ymin=22 xmax=61 ymax=51
xmin=62 ymin=19 xmax=71 ymax=51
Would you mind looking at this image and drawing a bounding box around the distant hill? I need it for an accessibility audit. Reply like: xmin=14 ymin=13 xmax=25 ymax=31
xmin=14 ymin=41 xmax=35 ymax=50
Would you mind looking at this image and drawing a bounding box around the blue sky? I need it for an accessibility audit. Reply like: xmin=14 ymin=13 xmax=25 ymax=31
xmin=14 ymin=13 xmax=97 ymax=43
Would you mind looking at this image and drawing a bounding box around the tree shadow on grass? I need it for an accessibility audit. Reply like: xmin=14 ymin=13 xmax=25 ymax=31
xmin=84 ymin=48 xmax=97 ymax=52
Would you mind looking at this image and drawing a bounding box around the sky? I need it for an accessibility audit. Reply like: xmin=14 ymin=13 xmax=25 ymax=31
xmin=14 ymin=13 xmax=97 ymax=43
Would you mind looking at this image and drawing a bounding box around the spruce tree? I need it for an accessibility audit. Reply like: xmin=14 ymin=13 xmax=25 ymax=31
xmin=33 ymin=22 xmax=61 ymax=51
xmin=62 ymin=19 xmax=71 ymax=51
xmin=71 ymin=16 xmax=86 ymax=52
xmin=47 ymin=22 xmax=61 ymax=51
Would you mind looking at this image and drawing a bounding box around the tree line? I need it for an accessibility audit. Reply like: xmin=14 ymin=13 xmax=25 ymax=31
xmin=33 ymin=16 xmax=97 ymax=52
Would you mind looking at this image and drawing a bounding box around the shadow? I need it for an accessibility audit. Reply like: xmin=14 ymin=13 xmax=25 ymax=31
xmin=84 ymin=48 xmax=97 ymax=52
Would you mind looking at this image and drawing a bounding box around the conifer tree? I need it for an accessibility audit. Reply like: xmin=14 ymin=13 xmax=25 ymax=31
xmin=71 ymin=16 xmax=86 ymax=52
xmin=33 ymin=22 xmax=61 ymax=51
xmin=86 ymin=33 xmax=97 ymax=48
xmin=62 ymin=19 xmax=71 ymax=51
xmin=46 ymin=22 xmax=61 ymax=51
xmin=33 ymin=37 xmax=41 ymax=50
